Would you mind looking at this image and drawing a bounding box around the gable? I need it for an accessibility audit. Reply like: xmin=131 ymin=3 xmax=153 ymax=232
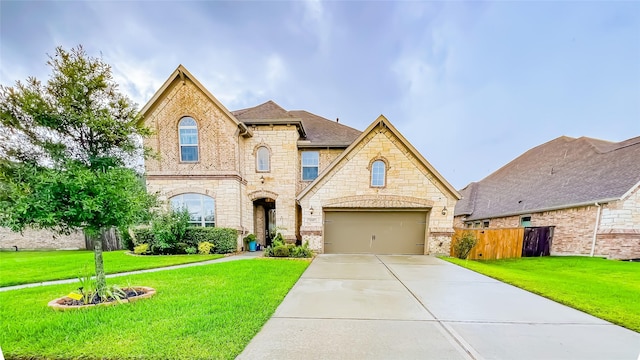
xmin=298 ymin=116 xmax=460 ymax=203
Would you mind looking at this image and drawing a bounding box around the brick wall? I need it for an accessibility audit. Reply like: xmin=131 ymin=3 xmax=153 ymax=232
xmin=0 ymin=228 xmax=85 ymax=250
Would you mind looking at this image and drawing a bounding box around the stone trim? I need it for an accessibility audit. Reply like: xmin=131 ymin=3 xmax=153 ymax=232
xmin=248 ymin=189 xmax=279 ymax=201
xmin=147 ymin=174 xmax=246 ymax=184
xmin=300 ymin=230 xmax=323 ymax=236
xmin=164 ymin=187 xmax=215 ymax=199
xmin=323 ymin=195 xmax=433 ymax=209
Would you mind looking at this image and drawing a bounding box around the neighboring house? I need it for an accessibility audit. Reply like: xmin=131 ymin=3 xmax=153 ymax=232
xmin=454 ymin=136 xmax=640 ymax=259
xmin=0 ymin=228 xmax=85 ymax=250
xmin=140 ymin=65 xmax=459 ymax=254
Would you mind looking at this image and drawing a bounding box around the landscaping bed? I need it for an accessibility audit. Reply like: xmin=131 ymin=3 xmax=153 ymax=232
xmin=444 ymin=256 xmax=640 ymax=332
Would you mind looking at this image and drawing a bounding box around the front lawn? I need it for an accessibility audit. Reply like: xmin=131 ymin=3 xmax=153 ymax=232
xmin=444 ymin=256 xmax=640 ymax=332
xmin=0 ymin=250 xmax=223 ymax=287
xmin=0 ymin=259 xmax=309 ymax=359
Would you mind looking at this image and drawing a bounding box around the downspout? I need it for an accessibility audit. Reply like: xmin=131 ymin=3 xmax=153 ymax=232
xmin=590 ymin=202 xmax=601 ymax=257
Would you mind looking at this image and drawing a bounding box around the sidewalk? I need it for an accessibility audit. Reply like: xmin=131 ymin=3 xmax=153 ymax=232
xmin=0 ymin=251 xmax=264 ymax=292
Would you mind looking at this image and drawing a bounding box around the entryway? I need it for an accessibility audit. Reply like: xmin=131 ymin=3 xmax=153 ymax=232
xmin=323 ymin=210 xmax=427 ymax=254
xmin=253 ymin=198 xmax=276 ymax=248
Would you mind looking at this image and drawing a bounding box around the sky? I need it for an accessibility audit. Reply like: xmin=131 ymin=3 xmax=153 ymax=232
xmin=1 ymin=1 xmax=639 ymax=189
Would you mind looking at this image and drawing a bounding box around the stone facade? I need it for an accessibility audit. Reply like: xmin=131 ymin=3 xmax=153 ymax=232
xmin=298 ymin=122 xmax=457 ymax=254
xmin=0 ymin=227 xmax=85 ymax=250
xmin=142 ymin=66 xmax=459 ymax=253
xmin=455 ymin=185 xmax=640 ymax=259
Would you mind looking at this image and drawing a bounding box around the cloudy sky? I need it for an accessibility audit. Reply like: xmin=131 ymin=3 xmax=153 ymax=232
xmin=1 ymin=1 xmax=639 ymax=189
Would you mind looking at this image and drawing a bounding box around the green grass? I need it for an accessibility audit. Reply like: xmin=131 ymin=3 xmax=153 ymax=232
xmin=0 ymin=250 xmax=223 ymax=287
xmin=0 ymin=258 xmax=309 ymax=359
xmin=443 ymin=256 xmax=640 ymax=332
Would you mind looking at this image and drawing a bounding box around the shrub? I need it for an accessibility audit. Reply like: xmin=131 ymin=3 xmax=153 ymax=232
xmin=185 ymin=246 xmax=197 ymax=255
xmin=290 ymin=242 xmax=313 ymax=258
xmin=118 ymin=227 xmax=135 ymax=251
xmin=133 ymin=244 xmax=149 ymax=255
xmin=272 ymin=245 xmax=290 ymax=257
xmin=453 ymin=231 xmax=478 ymax=259
xmin=198 ymin=241 xmax=215 ymax=255
xmin=183 ymin=227 xmax=238 ymax=254
xmin=150 ymin=209 xmax=190 ymax=254
xmin=132 ymin=228 xmax=154 ymax=246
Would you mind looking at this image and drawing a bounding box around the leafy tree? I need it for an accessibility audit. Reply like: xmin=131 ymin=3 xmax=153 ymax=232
xmin=0 ymin=46 xmax=156 ymax=295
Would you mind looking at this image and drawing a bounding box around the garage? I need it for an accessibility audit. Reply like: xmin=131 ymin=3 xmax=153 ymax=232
xmin=323 ymin=210 xmax=427 ymax=254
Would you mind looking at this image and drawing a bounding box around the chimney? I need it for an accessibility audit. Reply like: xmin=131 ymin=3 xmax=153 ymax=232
xmin=336 ymin=117 xmax=339 ymax=123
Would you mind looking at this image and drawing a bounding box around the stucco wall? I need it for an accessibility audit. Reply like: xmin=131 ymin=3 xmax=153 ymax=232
xmin=0 ymin=228 xmax=85 ymax=250
xmin=299 ymin=124 xmax=456 ymax=254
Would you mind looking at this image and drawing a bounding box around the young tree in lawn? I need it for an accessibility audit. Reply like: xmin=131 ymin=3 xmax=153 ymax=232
xmin=0 ymin=46 xmax=156 ymax=295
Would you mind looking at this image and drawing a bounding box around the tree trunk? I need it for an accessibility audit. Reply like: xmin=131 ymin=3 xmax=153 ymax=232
xmin=93 ymin=232 xmax=107 ymax=295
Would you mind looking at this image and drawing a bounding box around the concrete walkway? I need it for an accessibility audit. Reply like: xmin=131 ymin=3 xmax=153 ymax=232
xmin=0 ymin=251 xmax=263 ymax=292
xmin=238 ymin=254 xmax=640 ymax=360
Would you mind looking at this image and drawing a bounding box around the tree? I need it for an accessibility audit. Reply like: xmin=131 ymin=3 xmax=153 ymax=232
xmin=0 ymin=46 xmax=156 ymax=295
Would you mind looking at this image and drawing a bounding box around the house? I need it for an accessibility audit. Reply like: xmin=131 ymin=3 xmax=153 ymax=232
xmin=140 ymin=65 xmax=460 ymax=254
xmin=454 ymin=135 xmax=640 ymax=259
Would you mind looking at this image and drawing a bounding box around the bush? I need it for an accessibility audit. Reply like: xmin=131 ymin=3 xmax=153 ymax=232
xmin=453 ymin=231 xmax=478 ymax=259
xmin=198 ymin=241 xmax=215 ymax=255
xmin=272 ymin=245 xmax=290 ymax=257
xmin=118 ymin=227 xmax=135 ymax=251
xmin=290 ymin=242 xmax=313 ymax=258
xmin=150 ymin=209 xmax=190 ymax=254
xmin=132 ymin=228 xmax=154 ymax=246
xmin=133 ymin=244 xmax=149 ymax=255
xmin=185 ymin=246 xmax=197 ymax=254
xmin=183 ymin=227 xmax=238 ymax=254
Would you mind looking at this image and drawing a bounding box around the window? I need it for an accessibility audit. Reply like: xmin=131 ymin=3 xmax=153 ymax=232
xmin=473 ymin=221 xmax=481 ymax=228
xmin=521 ymin=216 xmax=532 ymax=227
xmin=179 ymin=117 xmax=198 ymax=162
xmin=301 ymin=151 xmax=319 ymax=181
xmin=256 ymin=146 xmax=270 ymax=172
xmin=371 ymin=160 xmax=386 ymax=187
xmin=483 ymin=220 xmax=490 ymax=228
xmin=170 ymin=193 xmax=215 ymax=227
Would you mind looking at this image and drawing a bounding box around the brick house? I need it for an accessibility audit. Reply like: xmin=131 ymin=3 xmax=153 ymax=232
xmin=454 ymin=136 xmax=640 ymax=259
xmin=140 ymin=65 xmax=460 ymax=254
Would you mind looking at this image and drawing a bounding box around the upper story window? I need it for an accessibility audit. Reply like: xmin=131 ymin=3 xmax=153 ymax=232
xmin=171 ymin=193 xmax=215 ymax=227
xmin=302 ymin=151 xmax=319 ymax=181
xmin=179 ymin=117 xmax=199 ymax=162
xmin=371 ymin=160 xmax=386 ymax=187
xmin=521 ymin=215 xmax=532 ymax=227
xmin=256 ymin=146 xmax=270 ymax=172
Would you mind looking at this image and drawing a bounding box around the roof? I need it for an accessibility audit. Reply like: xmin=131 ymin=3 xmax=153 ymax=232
xmin=297 ymin=115 xmax=461 ymax=201
xmin=455 ymin=135 xmax=640 ymax=220
xmin=233 ymin=101 xmax=361 ymax=147
xmin=139 ymin=65 xmax=251 ymax=137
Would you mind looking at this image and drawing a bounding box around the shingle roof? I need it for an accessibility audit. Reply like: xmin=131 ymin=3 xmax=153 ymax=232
xmin=455 ymin=135 xmax=640 ymax=220
xmin=232 ymin=101 xmax=361 ymax=147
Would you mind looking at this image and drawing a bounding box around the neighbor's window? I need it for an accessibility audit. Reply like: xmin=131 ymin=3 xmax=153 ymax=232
xmin=483 ymin=220 xmax=490 ymax=228
xmin=171 ymin=193 xmax=215 ymax=227
xmin=256 ymin=146 xmax=270 ymax=172
xmin=302 ymin=151 xmax=319 ymax=181
xmin=371 ymin=160 xmax=386 ymax=187
xmin=179 ymin=117 xmax=199 ymax=162
xmin=520 ymin=216 xmax=532 ymax=227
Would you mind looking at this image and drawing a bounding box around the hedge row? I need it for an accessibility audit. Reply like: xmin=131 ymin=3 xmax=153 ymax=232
xmin=132 ymin=227 xmax=237 ymax=255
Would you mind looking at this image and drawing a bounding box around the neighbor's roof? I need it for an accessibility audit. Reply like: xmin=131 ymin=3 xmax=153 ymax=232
xmin=455 ymin=135 xmax=640 ymax=220
xmin=233 ymin=101 xmax=361 ymax=147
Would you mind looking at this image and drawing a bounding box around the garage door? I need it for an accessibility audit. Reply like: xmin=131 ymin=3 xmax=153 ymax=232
xmin=324 ymin=211 xmax=426 ymax=254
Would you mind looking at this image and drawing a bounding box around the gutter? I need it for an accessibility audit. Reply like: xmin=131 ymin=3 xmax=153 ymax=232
xmin=590 ymin=202 xmax=602 ymax=257
xmin=463 ymin=197 xmax=619 ymax=221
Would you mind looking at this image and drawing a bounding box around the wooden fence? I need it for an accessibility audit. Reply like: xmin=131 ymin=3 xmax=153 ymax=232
xmin=451 ymin=228 xmax=524 ymax=260
xmin=84 ymin=227 xmax=122 ymax=251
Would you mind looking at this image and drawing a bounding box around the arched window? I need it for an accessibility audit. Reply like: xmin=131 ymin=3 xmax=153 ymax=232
xmin=170 ymin=193 xmax=215 ymax=227
xmin=178 ymin=117 xmax=198 ymax=162
xmin=256 ymin=146 xmax=270 ymax=172
xmin=371 ymin=160 xmax=386 ymax=187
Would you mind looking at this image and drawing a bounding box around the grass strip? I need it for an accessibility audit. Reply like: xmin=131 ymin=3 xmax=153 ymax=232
xmin=0 ymin=258 xmax=309 ymax=359
xmin=443 ymin=256 xmax=640 ymax=332
xmin=0 ymin=250 xmax=223 ymax=287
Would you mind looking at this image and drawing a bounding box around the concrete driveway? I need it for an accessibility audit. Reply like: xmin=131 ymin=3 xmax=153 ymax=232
xmin=238 ymin=255 xmax=640 ymax=360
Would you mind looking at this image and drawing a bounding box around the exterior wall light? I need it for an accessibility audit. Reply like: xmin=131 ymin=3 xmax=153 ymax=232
xmin=260 ymin=175 xmax=265 ymax=184
xmin=309 ymin=206 xmax=314 ymax=215
xmin=441 ymin=206 xmax=448 ymax=216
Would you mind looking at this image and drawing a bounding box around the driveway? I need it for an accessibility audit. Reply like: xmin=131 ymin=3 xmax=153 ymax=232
xmin=238 ymin=255 xmax=640 ymax=360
